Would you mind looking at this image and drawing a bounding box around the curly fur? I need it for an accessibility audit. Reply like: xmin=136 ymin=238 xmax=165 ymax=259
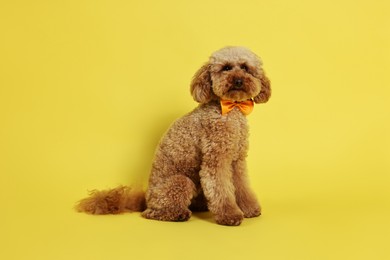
xmin=76 ymin=46 xmax=271 ymax=226
xmin=75 ymin=186 xmax=145 ymax=214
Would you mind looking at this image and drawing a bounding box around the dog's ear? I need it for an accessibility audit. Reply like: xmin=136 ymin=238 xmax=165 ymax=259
xmin=254 ymin=71 xmax=271 ymax=104
xmin=190 ymin=63 xmax=213 ymax=103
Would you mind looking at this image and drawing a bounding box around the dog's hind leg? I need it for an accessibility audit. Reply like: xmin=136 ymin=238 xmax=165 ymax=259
xmin=142 ymin=175 xmax=196 ymax=222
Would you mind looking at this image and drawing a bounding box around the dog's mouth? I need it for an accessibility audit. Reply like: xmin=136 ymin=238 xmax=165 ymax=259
xmin=230 ymin=85 xmax=245 ymax=91
xmin=223 ymin=86 xmax=253 ymax=102
xmin=216 ymin=76 xmax=261 ymax=102
xmin=228 ymin=85 xmax=249 ymax=96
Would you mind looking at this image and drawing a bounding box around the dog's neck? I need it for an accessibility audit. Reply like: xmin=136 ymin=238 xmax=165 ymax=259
xmin=201 ymin=99 xmax=254 ymax=116
xmin=220 ymin=99 xmax=254 ymax=116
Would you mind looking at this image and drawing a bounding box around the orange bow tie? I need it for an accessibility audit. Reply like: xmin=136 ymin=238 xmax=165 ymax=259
xmin=220 ymin=99 xmax=254 ymax=116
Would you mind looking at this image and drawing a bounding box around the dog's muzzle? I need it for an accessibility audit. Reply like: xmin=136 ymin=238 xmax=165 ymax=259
xmin=231 ymin=78 xmax=243 ymax=90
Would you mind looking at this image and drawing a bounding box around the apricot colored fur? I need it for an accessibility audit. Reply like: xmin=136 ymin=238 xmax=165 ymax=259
xmin=76 ymin=46 xmax=271 ymax=226
xmin=75 ymin=186 xmax=146 ymax=214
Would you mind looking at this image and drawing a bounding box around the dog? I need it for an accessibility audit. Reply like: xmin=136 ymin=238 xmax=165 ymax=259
xmin=76 ymin=46 xmax=271 ymax=226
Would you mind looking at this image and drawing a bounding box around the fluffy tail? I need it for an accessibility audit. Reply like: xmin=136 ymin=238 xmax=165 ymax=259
xmin=75 ymin=186 xmax=146 ymax=214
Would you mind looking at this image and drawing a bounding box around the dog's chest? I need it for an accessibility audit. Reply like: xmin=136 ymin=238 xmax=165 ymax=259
xmin=222 ymin=109 xmax=248 ymax=138
xmin=204 ymin=109 xmax=249 ymax=158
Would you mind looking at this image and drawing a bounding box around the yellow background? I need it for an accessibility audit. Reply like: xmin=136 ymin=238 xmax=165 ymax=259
xmin=1 ymin=0 xmax=389 ymax=259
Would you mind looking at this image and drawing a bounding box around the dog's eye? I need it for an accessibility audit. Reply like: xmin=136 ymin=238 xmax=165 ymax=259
xmin=240 ymin=64 xmax=248 ymax=71
xmin=222 ymin=65 xmax=232 ymax=71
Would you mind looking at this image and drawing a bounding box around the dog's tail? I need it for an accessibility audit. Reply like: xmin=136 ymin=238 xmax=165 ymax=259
xmin=75 ymin=186 xmax=146 ymax=215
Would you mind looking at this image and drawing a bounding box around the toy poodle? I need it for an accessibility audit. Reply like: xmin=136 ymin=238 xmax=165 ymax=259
xmin=76 ymin=46 xmax=271 ymax=226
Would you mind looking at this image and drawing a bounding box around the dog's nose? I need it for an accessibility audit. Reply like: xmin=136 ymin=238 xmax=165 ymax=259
xmin=234 ymin=78 xmax=243 ymax=88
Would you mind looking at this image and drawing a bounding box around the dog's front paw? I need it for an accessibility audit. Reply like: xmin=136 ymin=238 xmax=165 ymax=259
xmin=237 ymin=196 xmax=262 ymax=218
xmin=242 ymin=206 xmax=261 ymax=218
xmin=215 ymin=211 xmax=244 ymax=226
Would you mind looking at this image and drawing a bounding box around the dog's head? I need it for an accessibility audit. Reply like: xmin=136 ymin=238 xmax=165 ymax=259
xmin=190 ymin=46 xmax=271 ymax=104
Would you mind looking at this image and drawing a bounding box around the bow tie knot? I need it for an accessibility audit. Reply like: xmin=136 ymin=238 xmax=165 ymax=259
xmin=220 ymin=99 xmax=254 ymax=116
